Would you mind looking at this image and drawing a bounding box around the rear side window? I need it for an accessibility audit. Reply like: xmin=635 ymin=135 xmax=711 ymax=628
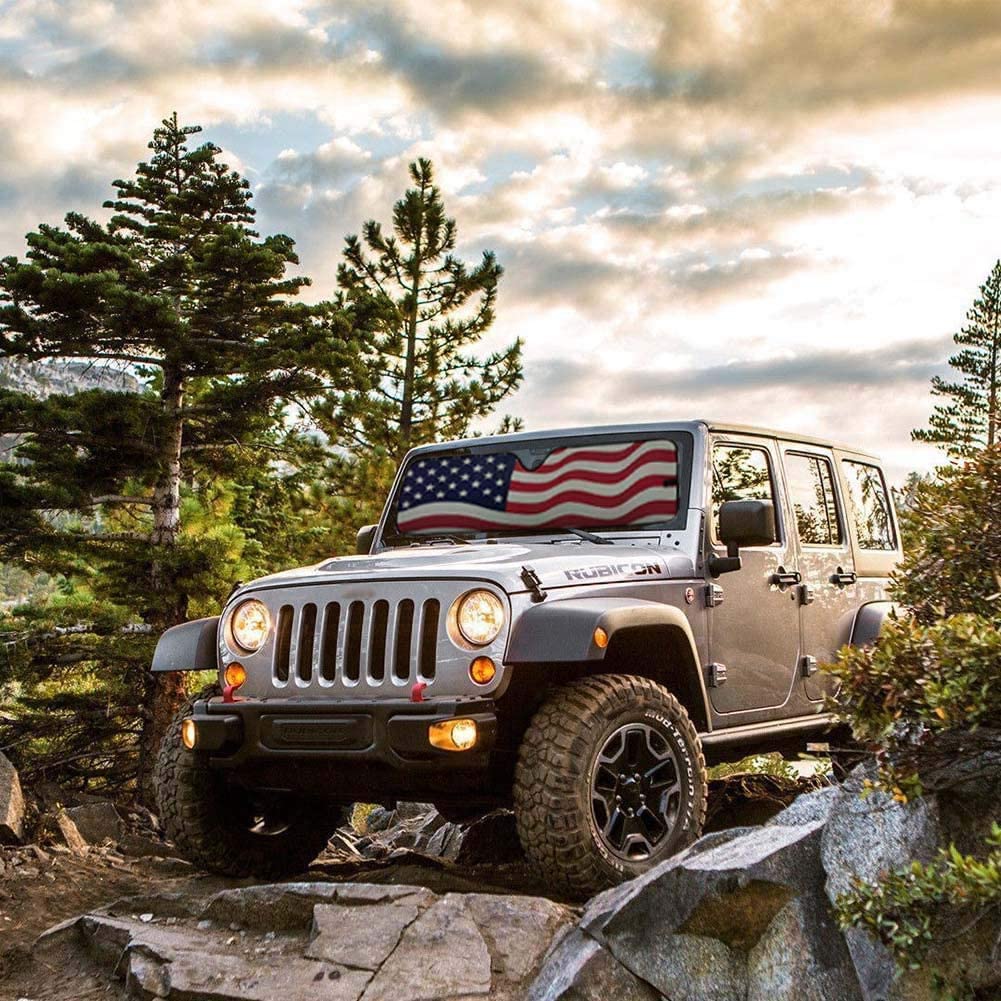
xmin=842 ymin=460 xmax=896 ymax=550
xmin=712 ymin=444 xmax=777 ymax=541
xmin=785 ymin=453 xmax=842 ymax=546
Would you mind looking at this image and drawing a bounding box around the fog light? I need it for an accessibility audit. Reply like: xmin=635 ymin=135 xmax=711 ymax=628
xmin=469 ymin=657 xmax=496 ymax=685
xmin=593 ymin=627 xmax=609 ymax=649
xmin=224 ymin=662 xmax=247 ymax=689
xmin=181 ymin=719 xmax=198 ymax=750
xmin=429 ymin=718 xmax=478 ymax=752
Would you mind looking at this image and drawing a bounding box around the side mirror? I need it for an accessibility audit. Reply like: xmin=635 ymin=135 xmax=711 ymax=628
xmin=356 ymin=524 xmax=378 ymax=555
xmin=711 ymin=500 xmax=776 ymax=576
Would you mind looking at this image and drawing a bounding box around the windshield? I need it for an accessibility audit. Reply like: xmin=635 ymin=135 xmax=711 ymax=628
xmin=384 ymin=434 xmax=688 ymax=541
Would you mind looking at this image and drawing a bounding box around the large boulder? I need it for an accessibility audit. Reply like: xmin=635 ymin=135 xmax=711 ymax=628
xmin=0 ymin=750 xmax=25 ymax=844
xmin=573 ymin=803 xmax=861 ymax=1001
xmin=32 ymin=880 xmax=575 ymax=1000
xmin=63 ymin=800 xmax=124 ymax=845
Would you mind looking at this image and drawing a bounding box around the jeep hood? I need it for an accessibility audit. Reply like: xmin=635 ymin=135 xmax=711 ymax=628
xmin=241 ymin=541 xmax=697 ymax=596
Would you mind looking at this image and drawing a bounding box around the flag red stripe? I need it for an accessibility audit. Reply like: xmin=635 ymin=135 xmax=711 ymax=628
xmin=521 ymin=441 xmax=652 ymax=473
xmin=510 ymin=453 xmax=678 ymax=492
xmin=505 ymin=478 xmax=677 ymax=514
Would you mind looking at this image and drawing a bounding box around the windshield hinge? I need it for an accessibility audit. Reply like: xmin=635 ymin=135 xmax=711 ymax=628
xmin=520 ymin=565 xmax=547 ymax=603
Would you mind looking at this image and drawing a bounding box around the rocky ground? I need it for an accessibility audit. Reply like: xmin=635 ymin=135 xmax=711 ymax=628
xmin=7 ymin=746 xmax=998 ymax=1001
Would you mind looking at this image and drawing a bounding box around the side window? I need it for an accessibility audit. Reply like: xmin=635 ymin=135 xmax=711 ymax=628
xmin=712 ymin=444 xmax=777 ymax=541
xmin=785 ymin=453 xmax=842 ymax=546
xmin=842 ymin=460 xmax=896 ymax=550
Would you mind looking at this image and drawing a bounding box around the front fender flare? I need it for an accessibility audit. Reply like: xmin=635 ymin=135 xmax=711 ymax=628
xmin=151 ymin=617 xmax=219 ymax=673
xmin=506 ymin=596 xmax=700 ymax=665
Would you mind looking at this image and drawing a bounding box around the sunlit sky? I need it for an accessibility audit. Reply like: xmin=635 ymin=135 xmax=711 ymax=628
xmin=5 ymin=0 xmax=1001 ymax=482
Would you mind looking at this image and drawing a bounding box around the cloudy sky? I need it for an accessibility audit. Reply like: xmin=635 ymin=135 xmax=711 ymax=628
xmin=4 ymin=0 xmax=1001 ymax=482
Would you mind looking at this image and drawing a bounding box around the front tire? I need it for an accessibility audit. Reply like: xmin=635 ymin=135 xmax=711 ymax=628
xmin=153 ymin=687 xmax=348 ymax=878
xmin=513 ymin=675 xmax=707 ymax=899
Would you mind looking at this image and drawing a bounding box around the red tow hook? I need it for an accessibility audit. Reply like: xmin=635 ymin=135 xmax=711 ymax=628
xmin=410 ymin=681 xmax=427 ymax=703
xmin=222 ymin=684 xmax=239 ymax=704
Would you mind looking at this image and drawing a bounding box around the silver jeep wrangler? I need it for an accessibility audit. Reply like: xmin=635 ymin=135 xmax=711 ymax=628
xmin=152 ymin=421 xmax=900 ymax=896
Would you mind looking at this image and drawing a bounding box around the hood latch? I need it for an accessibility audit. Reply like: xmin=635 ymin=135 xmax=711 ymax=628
xmin=520 ymin=565 xmax=547 ymax=603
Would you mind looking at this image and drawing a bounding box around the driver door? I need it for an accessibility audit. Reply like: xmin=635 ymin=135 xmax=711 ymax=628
xmin=707 ymin=437 xmax=802 ymax=718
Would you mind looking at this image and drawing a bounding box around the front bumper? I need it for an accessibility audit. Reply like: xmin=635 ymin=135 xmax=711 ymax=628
xmin=187 ymin=695 xmax=498 ymax=772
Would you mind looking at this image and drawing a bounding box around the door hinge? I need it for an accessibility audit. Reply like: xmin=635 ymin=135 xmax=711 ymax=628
xmin=801 ymin=655 xmax=818 ymax=677
xmin=520 ymin=565 xmax=547 ymax=603
xmin=704 ymin=583 xmax=725 ymax=608
xmin=707 ymin=662 xmax=728 ymax=687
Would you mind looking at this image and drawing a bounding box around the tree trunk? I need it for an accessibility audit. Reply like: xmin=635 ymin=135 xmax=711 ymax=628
xmin=138 ymin=365 xmax=189 ymax=804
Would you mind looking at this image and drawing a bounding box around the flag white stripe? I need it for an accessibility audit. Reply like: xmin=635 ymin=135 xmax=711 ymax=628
xmin=507 ymin=462 xmax=678 ymax=504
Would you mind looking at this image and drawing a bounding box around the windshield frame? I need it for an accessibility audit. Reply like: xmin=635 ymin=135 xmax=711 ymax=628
xmin=378 ymin=430 xmax=694 ymax=547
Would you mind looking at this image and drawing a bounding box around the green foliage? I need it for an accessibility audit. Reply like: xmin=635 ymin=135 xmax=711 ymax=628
xmin=889 ymin=447 xmax=1001 ymax=623
xmin=837 ymin=824 xmax=1001 ymax=976
xmin=830 ymin=612 xmax=1001 ymax=740
xmin=0 ymin=113 xmax=361 ymax=794
xmin=914 ymin=259 xmax=1001 ymax=456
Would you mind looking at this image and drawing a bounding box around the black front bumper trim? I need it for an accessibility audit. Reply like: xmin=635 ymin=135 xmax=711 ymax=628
xmin=191 ymin=696 xmax=498 ymax=771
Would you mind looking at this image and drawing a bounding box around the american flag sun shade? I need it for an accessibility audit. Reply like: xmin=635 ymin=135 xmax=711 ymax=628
xmin=395 ymin=439 xmax=680 ymax=534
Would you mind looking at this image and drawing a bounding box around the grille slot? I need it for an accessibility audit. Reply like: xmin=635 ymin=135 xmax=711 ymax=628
xmin=369 ymin=600 xmax=389 ymax=682
xmin=296 ymin=603 xmax=317 ymax=684
xmin=320 ymin=602 xmax=340 ymax=683
xmin=344 ymin=601 xmax=365 ymax=683
xmin=274 ymin=605 xmax=293 ymax=684
xmin=418 ymin=599 xmax=440 ymax=680
xmin=393 ymin=600 xmax=415 ymax=681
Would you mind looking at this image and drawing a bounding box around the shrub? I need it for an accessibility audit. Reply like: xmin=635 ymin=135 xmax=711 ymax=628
xmin=891 ymin=447 xmax=1001 ymax=622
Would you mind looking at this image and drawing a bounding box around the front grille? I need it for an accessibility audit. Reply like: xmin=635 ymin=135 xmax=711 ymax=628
xmin=271 ymin=596 xmax=441 ymax=690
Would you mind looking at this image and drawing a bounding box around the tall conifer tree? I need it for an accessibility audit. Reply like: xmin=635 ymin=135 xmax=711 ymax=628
xmin=914 ymin=260 xmax=1001 ymax=456
xmin=315 ymin=158 xmax=523 ymax=547
xmin=0 ymin=115 xmax=349 ymax=793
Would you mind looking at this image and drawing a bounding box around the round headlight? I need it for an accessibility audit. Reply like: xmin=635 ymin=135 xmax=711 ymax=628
xmin=455 ymin=590 xmax=505 ymax=646
xmin=229 ymin=599 xmax=271 ymax=653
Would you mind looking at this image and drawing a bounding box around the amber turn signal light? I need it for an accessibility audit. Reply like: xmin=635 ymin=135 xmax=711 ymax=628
xmin=469 ymin=656 xmax=496 ymax=685
xmin=181 ymin=719 xmax=198 ymax=750
xmin=428 ymin=718 xmax=478 ymax=752
xmin=224 ymin=663 xmax=247 ymax=689
xmin=593 ymin=627 xmax=609 ymax=649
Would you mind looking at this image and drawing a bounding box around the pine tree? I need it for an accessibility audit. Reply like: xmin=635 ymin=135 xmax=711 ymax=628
xmin=0 ymin=115 xmax=352 ymax=795
xmin=914 ymin=261 xmax=1001 ymax=456
xmin=313 ymin=159 xmax=523 ymax=550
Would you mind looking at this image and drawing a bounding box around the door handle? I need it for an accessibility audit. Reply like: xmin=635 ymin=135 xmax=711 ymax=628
xmin=771 ymin=567 xmax=801 ymax=587
xmin=830 ymin=566 xmax=857 ymax=587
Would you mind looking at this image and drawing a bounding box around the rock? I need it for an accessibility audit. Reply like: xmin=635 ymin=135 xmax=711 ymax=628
xmin=53 ymin=808 xmax=88 ymax=855
xmin=581 ymin=819 xmax=862 ymax=1001
xmin=307 ymin=895 xmax=425 ymax=970
xmin=821 ymin=772 xmax=942 ymax=1001
xmin=456 ymin=810 xmax=524 ymax=865
xmin=0 ymin=751 xmax=25 ymax=844
xmin=766 ymin=785 xmax=839 ymax=828
xmin=529 ymin=927 xmax=661 ymax=1001
xmin=63 ymin=801 xmax=123 ymax=845
xmin=465 ymin=893 xmax=574 ymax=982
xmin=395 ymin=801 xmax=436 ymax=820
xmin=362 ymin=894 xmax=493 ymax=1001
xmin=424 ymin=820 xmax=462 ymax=858
xmin=364 ymin=806 xmax=398 ymax=833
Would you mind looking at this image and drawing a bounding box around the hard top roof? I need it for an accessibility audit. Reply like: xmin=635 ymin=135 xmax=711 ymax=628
xmin=406 ymin=420 xmax=882 ymax=462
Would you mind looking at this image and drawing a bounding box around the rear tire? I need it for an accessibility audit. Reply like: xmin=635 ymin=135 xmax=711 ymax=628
xmin=153 ymin=687 xmax=348 ymax=878
xmin=513 ymin=674 xmax=707 ymax=899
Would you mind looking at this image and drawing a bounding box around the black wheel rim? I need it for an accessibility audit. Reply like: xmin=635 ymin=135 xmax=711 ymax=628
xmin=589 ymin=722 xmax=683 ymax=861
